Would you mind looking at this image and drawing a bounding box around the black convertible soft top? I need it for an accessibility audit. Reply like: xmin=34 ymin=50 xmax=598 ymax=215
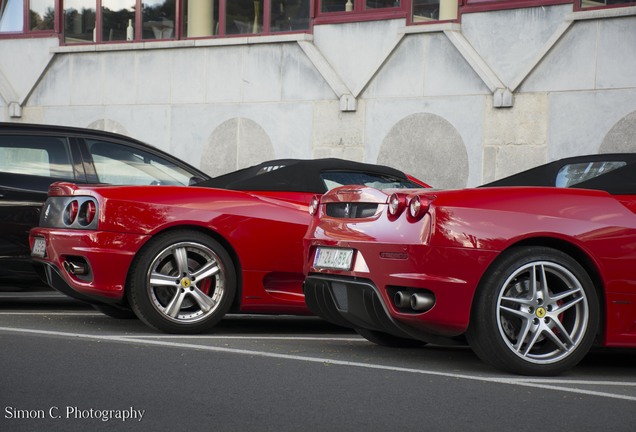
xmin=482 ymin=153 xmax=636 ymax=195
xmin=197 ymin=158 xmax=412 ymax=193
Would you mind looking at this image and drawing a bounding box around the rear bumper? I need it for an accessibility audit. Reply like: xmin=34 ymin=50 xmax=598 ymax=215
xmin=304 ymin=274 xmax=469 ymax=343
xmin=304 ymin=240 xmax=499 ymax=338
xmin=30 ymin=227 xmax=150 ymax=302
xmin=304 ymin=275 xmax=412 ymax=338
xmin=304 ymin=258 xmax=486 ymax=343
xmin=38 ymin=261 xmax=113 ymax=305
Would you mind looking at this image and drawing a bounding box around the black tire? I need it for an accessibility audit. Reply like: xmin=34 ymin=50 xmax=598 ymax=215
xmin=92 ymin=303 xmax=137 ymax=319
xmin=355 ymin=328 xmax=427 ymax=348
xmin=127 ymin=230 xmax=237 ymax=334
xmin=466 ymin=246 xmax=599 ymax=376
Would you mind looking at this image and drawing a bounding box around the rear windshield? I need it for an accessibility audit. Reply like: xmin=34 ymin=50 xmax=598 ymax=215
xmin=321 ymin=171 xmax=421 ymax=191
xmin=556 ymin=161 xmax=626 ymax=187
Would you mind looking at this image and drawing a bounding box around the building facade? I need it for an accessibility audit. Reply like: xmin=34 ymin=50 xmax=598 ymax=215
xmin=1 ymin=0 xmax=635 ymax=187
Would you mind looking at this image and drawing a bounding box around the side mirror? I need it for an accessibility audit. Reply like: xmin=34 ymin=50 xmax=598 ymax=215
xmin=188 ymin=176 xmax=206 ymax=186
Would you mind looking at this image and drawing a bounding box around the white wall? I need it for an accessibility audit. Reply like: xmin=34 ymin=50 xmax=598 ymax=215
xmin=2 ymin=7 xmax=636 ymax=188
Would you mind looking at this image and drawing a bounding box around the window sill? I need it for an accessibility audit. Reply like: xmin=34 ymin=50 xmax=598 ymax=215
xmin=51 ymin=32 xmax=314 ymax=54
xmin=398 ymin=22 xmax=461 ymax=34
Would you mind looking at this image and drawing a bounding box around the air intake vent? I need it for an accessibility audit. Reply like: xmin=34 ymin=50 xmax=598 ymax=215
xmin=325 ymin=203 xmax=378 ymax=218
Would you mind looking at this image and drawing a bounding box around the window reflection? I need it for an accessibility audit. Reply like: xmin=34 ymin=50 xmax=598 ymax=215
xmin=366 ymin=0 xmax=399 ymax=9
xmin=321 ymin=0 xmax=401 ymax=13
xmin=321 ymin=0 xmax=347 ymax=12
xmin=0 ymin=0 xmax=23 ymax=32
xmin=0 ymin=136 xmax=73 ymax=179
xmin=581 ymin=0 xmax=636 ymax=7
xmin=102 ymin=0 xmax=135 ymax=41
xmin=183 ymin=0 xmax=218 ymax=37
xmin=556 ymin=162 xmax=626 ymax=187
xmin=412 ymin=0 xmax=456 ymax=21
xmin=64 ymin=0 xmax=96 ymax=43
xmin=30 ymin=0 xmax=55 ymax=31
xmin=87 ymin=140 xmax=194 ymax=185
xmin=226 ymin=0 xmax=263 ymax=35
xmin=269 ymin=0 xmax=310 ymax=32
xmin=142 ymin=0 xmax=175 ymax=39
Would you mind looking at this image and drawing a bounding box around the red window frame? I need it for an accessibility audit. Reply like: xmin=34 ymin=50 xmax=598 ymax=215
xmin=0 ymin=0 xmax=59 ymax=38
xmin=313 ymin=0 xmax=408 ymax=24
xmin=573 ymin=0 xmax=636 ymax=12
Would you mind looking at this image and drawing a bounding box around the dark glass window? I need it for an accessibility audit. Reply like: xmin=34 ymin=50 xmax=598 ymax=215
xmin=63 ymin=0 xmax=96 ymax=43
xmin=0 ymin=136 xmax=73 ymax=179
xmin=29 ymin=0 xmax=55 ymax=30
xmin=101 ymin=0 xmax=135 ymax=41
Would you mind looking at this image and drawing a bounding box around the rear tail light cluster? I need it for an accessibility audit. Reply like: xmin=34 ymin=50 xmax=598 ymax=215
xmin=62 ymin=198 xmax=98 ymax=228
xmin=387 ymin=193 xmax=431 ymax=221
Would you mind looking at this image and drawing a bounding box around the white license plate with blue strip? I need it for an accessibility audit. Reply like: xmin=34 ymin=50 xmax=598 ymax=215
xmin=313 ymin=247 xmax=354 ymax=270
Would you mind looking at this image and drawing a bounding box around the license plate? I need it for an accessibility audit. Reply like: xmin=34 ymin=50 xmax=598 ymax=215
xmin=31 ymin=237 xmax=46 ymax=258
xmin=313 ymin=247 xmax=354 ymax=270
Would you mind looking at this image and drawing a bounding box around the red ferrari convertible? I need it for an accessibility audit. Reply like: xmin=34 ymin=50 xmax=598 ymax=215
xmin=303 ymin=154 xmax=636 ymax=375
xmin=29 ymin=158 xmax=426 ymax=333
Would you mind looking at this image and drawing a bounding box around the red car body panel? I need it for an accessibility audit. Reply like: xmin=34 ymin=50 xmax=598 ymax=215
xmin=31 ymin=184 xmax=312 ymax=313
xmin=304 ymin=186 xmax=636 ymax=346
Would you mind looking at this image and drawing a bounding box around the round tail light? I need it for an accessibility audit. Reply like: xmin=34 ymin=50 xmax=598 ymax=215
xmin=408 ymin=195 xmax=430 ymax=220
xmin=64 ymin=200 xmax=79 ymax=225
xmin=79 ymin=200 xmax=97 ymax=226
xmin=387 ymin=193 xmax=406 ymax=218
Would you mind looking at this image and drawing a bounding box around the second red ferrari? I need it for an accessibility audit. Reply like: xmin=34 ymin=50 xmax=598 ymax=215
xmin=303 ymin=154 xmax=636 ymax=375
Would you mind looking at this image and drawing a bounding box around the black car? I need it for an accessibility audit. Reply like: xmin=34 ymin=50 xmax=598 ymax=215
xmin=0 ymin=122 xmax=209 ymax=293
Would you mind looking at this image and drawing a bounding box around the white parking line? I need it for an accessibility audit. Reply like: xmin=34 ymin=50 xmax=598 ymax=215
xmin=0 ymin=312 xmax=102 ymax=316
xmin=124 ymin=335 xmax=365 ymax=341
xmin=1 ymin=326 xmax=635 ymax=402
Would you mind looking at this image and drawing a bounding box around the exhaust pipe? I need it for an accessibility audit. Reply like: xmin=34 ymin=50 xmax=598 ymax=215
xmin=394 ymin=291 xmax=411 ymax=309
xmin=410 ymin=292 xmax=435 ymax=312
xmin=64 ymin=260 xmax=88 ymax=276
xmin=394 ymin=290 xmax=435 ymax=312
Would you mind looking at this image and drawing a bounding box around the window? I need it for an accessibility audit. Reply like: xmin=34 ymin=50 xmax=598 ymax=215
xmin=556 ymin=161 xmax=626 ymax=187
xmin=0 ymin=0 xmax=23 ymax=32
xmin=321 ymin=171 xmax=421 ymax=190
xmin=29 ymin=0 xmax=54 ymax=30
xmin=270 ymin=0 xmax=311 ymax=31
xmin=316 ymin=0 xmax=407 ymax=22
xmin=579 ymin=0 xmax=636 ymax=10
xmin=87 ymin=140 xmax=197 ymax=185
xmin=142 ymin=0 xmax=175 ymax=40
xmin=321 ymin=0 xmax=400 ymax=12
xmin=101 ymin=0 xmax=135 ymax=42
xmin=182 ymin=0 xmax=311 ymax=38
xmin=0 ymin=136 xmax=73 ymax=179
xmin=1 ymin=0 xmax=55 ymax=33
xmin=61 ymin=0 xmax=311 ymax=43
xmin=412 ymin=0 xmax=457 ymax=21
xmin=63 ymin=0 xmax=95 ymax=43
xmin=226 ymin=0 xmax=263 ymax=35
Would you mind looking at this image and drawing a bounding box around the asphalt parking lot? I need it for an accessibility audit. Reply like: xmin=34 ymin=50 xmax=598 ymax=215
xmin=0 ymin=296 xmax=634 ymax=432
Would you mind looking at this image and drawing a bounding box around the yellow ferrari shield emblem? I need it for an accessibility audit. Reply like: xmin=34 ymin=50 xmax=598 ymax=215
xmin=536 ymin=307 xmax=547 ymax=319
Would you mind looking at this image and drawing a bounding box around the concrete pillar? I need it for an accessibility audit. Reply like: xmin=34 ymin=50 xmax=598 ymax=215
xmin=187 ymin=0 xmax=215 ymax=37
xmin=439 ymin=0 xmax=457 ymax=20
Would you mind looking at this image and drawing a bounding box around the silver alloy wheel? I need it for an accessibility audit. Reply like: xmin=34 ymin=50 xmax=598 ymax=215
xmin=496 ymin=260 xmax=589 ymax=365
xmin=146 ymin=241 xmax=226 ymax=324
